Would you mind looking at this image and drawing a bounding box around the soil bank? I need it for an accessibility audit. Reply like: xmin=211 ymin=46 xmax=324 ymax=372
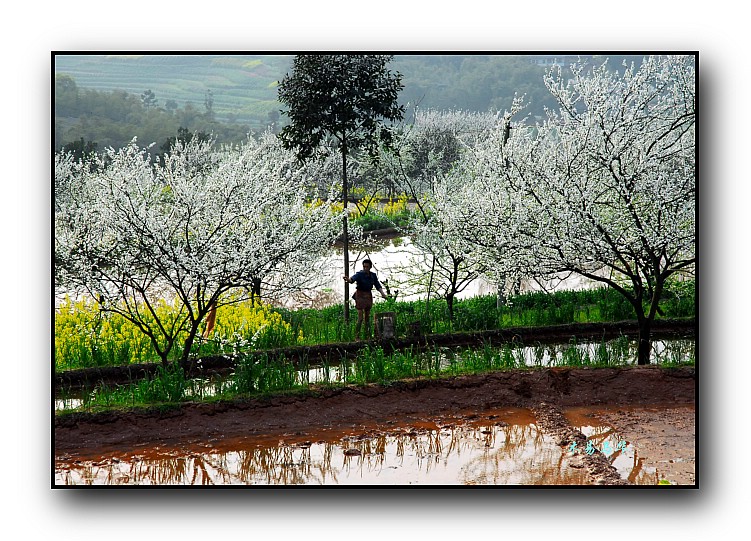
xmin=587 ymin=406 xmax=696 ymax=485
xmin=55 ymin=365 xmax=695 ymax=461
xmin=55 ymin=318 xmax=696 ymax=391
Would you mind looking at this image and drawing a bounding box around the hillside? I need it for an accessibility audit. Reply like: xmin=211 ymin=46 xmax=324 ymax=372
xmin=54 ymin=54 xmax=292 ymax=129
xmin=54 ymin=53 xmax=647 ymax=149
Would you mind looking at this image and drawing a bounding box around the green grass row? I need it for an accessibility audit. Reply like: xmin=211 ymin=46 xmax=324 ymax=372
xmin=349 ymin=206 xmax=414 ymax=231
xmin=54 ymin=279 xmax=695 ymax=372
xmin=56 ymin=337 xmax=695 ymax=415
xmin=280 ymin=280 xmax=696 ymax=345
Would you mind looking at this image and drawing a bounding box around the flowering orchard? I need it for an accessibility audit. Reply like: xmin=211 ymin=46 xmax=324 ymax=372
xmin=54 ymin=55 xmax=695 ymax=369
xmin=440 ymin=55 xmax=696 ymax=364
xmin=55 ymin=132 xmax=341 ymax=366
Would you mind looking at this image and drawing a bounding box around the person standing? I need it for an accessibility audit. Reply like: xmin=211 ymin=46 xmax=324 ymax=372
xmin=343 ymin=259 xmax=388 ymax=340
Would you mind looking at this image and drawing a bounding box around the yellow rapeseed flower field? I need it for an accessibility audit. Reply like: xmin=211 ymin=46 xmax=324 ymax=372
xmin=382 ymin=194 xmax=409 ymax=216
xmin=55 ymin=295 xmax=301 ymax=371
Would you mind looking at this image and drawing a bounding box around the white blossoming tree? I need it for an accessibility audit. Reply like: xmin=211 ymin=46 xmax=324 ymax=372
xmin=55 ymin=133 xmax=342 ymax=366
xmin=463 ymin=55 xmax=696 ymax=364
xmin=383 ymin=108 xmax=526 ymax=319
xmin=406 ymin=177 xmax=488 ymax=322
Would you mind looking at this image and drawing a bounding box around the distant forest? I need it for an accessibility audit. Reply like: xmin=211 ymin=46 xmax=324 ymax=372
xmin=54 ymin=53 xmax=647 ymax=155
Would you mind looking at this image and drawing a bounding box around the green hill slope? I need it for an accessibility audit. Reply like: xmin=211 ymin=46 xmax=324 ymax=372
xmin=55 ymin=54 xmax=292 ymax=129
xmin=54 ymin=53 xmax=648 ymax=149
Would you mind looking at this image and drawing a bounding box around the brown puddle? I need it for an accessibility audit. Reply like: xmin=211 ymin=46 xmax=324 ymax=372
xmin=563 ymin=408 xmax=658 ymax=485
xmin=54 ymin=406 xmax=670 ymax=486
xmin=565 ymin=405 xmax=695 ymax=485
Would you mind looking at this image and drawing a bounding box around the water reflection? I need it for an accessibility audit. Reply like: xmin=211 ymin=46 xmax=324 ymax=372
xmin=55 ymin=407 xmax=659 ymax=486
xmin=565 ymin=409 xmax=659 ymax=485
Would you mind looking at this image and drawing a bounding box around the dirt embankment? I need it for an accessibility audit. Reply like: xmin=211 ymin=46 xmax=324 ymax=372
xmin=591 ymin=406 xmax=696 ymax=485
xmin=55 ymin=365 xmax=695 ymax=459
xmin=533 ymin=402 xmax=629 ymax=485
xmin=55 ymin=319 xmax=695 ymax=391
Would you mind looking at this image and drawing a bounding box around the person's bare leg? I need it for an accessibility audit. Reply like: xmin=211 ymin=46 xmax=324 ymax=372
xmin=355 ymin=309 xmax=364 ymax=340
xmin=364 ymin=308 xmax=372 ymax=339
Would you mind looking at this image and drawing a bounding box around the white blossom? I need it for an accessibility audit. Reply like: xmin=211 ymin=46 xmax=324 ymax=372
xmin=55 ymin=132 xmax=342 ymax=364
xmin=459 ymin=55 xmax=695 ymax=363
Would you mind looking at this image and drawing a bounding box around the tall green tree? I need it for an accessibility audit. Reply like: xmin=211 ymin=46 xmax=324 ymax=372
xmin=141 ymin=89 xmax=158 ymax=109
xmin=277 ymin=54 xmax=404 ymax=323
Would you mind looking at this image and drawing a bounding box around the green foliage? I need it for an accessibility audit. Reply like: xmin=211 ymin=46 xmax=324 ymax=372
xmin=60 ymin=137 xmax=98 ymax=163
xmin=56 ymin=281 xmax=694 ymax=372
xmin=350 ymin=209 xmax=412 ymax=231
xmin=657 ymin=279 xmax=696 ymax=318
xmin=55 ymin=55 xmax=291 ymax=131
xmin=394 ymin=55 xmax=555 ymax=115
xmin=228 ymin=353 xmax=300 ymax=395
xmin=392 ymin=54 xmax=645 ymax=120
xmin=279 ymin=281 xmax=694 ymax=347
xmin=351 ymin=213 xmax=394 ymax=231
xmin=54 ymin=54 xmax=648 ymax=154
xmin=277 ymin=54 xmax=405 ymax=161
xmin=79 ymin=363 xmax=189 ymax=410
xmin=348 ymin=194 xmax=416 ymax=231
xmin=63 ymin=337 xmax=694 ymax=413
xmin=159 ymin=127 xmax=211 ymax=156
xmin=54 ymin=73 xmax=254 ymax=153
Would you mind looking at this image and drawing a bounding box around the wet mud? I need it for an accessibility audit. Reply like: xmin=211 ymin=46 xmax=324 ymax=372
xmin=532 ymin=403 xmax=628 ymax=485
xmin=54 ymin=401 xmax=691 ymax=485
xmin=55 ymin=365 xmax=695 ymax=465
xmin=56 ymin=408 xmax=589 ymax=485
xmin=585 ymin=406 xmax=696 ymax=485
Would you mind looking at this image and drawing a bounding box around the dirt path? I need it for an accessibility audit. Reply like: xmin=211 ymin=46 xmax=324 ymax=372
xmin=533 ymin=402 xmax=629 ymax=485
xmin=55 ymin=366 xmax=695 ymax=466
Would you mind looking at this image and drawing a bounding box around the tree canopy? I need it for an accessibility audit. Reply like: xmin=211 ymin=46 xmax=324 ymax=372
xmin=277 ymin=55 xmax=405 ymax=160
xmin=55 ymin=133 xmax=342 ymax=365
xmin=277 ymin=54 xmax=405 ymax=322
xmin=450 ymin=55 xmax=696 ymax=364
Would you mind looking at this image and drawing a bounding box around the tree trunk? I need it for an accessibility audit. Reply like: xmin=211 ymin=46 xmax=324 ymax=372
xmin=342 ymin=142 xmax=350 ymax=324
xmin=448 ymin=257 xmax=459 ymax=322
xmin=250 ymin=277 xmax=261 ymax=306
xmin=497 ymin=273 xmax=506 ymax=309
xmin=636 ymin=315 xmax=653 ymax=365
xmin=150 ymin=333 xmax=171 ymax=367
xmin=512 ymin=276 xmax=521 ymax=296
xmin=636 ymin=277 xmax=666 ymax=366
xmin=425 ymin=254 xmax=436 ymax=327
xmin=180 ymin=322 xmax=202 ymax=366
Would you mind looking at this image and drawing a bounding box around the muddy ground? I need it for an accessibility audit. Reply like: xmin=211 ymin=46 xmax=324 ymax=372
xmin=588 ymin=405 xmax=695 ymax=485
xmin=55 ymin=365 xmax=696 ymax=485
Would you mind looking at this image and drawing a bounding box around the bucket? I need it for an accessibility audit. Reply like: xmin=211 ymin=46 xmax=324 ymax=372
xmin=374 ymin=311 xmax=396 ymax=340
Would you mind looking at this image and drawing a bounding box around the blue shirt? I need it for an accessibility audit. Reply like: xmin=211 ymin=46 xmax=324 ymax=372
xmin=351 ymin=270 xmax=382 ymax=292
